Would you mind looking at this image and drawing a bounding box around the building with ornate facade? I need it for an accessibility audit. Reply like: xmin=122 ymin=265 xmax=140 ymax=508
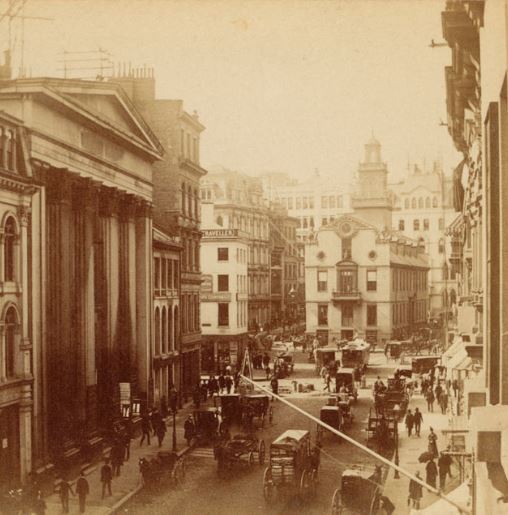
xmin=112 ymin=70 xmax=207 ymax=400
xmin=390 ymin=163 xmax=458 ymax=317
xmin=305 ymin=139 xmax=429 ymax=345
xmin=0 ymin=76 xmax=163 ymax=487
xmin=201 ymin=168 xmax=271 ymax=331
xmin=199 ymin=204 xmax=249 ymax=373
xmin=152 ymin=228 xmax=181 ymax=408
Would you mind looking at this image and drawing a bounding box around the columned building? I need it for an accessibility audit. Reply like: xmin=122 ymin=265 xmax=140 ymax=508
xmin=152 ymin=228 xmax=181 ymax=408
xmin=112 ymin=69 xmax=207 ymax=400
xmin=0 ymin=78 xmax=163 ymax=478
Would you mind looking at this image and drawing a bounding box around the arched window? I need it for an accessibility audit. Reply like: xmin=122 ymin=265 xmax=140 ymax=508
xmin=4 ymin=216 xmax=16 ymax=281
xmin=433 ymin=197 xmax=438 ymax=208
xmin=404 ymin=198 xmax=409 ymax=209
xmin=425 ymin=197 xmax=431 ymax=209
xmin=418 ymin=197 xmax=423 ymax=209
xmin=168 ymin=309 xmax=173 ymax=351
xmin=5 ymin=306 xmax=17 ymax=378
xmin=411 ymin=198 xmax=416 ymax=209
xmin=155 ymin=307 xmax=161 ymax=355
xmin=216 ymin=216 xmax=223 ymax=227
xmin=161 ymin=307 xmax=167 ymax=354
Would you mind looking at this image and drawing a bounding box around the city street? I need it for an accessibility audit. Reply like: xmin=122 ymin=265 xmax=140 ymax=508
xmin=123 ymin=351 xmax=394 ymax=515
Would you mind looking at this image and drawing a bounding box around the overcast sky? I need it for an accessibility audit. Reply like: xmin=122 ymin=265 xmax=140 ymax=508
xmin=1 ymin=0 xmax=464 ymax=184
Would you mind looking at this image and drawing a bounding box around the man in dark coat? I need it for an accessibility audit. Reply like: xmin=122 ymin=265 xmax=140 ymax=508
xmin=413 ymin=407 xmax=423 ymax=437
xmin=184 ymin=415 xmax=195 ymax=447
xmin=409 ymin=471 xmax=423 ymax=509
xmin=57 ymin=479 xmax=74 ymax=513
xmin=111 ymin=440 xmax=124 ymax=476
xmin=225 ymin=375 xmax=233 ymax=394
xmin=101 ymin=460 xmax=113 ymax=498
xmin=426 ymin=458 xmax=438 ymax=488
xmin=150 ymin=408 xmax=162 ymax=436
xmin=156 ymin=419 xmax=167 ymax=448
xmin=140 ymin=412 xmax=151 ymax=446
xmin=438 ymin=452 xmax=453 ymax=488
xmin=405 ymin=409 xmax=414 ymax=437
xmin=270 ymin=375 xmax=279 ymax=400
xmin=76 ymin=471 xmax=89 ymax=513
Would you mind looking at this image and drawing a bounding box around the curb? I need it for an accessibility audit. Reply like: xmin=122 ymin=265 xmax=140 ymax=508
xmin=108 ymin=445 xmax=192 ymax=514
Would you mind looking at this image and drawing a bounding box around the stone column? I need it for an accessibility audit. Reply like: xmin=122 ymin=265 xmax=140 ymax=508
xmin=135 ymin=200 xmax=152 ymax=407
xmin=46 ymin=170 xmax=75 ymax=446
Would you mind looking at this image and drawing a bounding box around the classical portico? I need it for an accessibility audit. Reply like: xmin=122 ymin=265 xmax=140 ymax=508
xmin=0 ymin=77 xmax=163 ymax=469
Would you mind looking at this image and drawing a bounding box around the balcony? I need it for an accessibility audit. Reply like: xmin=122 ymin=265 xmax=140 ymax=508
xmin=331 ymin=290 xmax=362 ymax=304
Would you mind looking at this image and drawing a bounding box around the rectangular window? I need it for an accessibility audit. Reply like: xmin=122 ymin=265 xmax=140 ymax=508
xmin=342 ymin=304 xmax=353 ymax=326
xmin=218 ymin=247 xmax=229 ymax=261
xmin=399 ymin=219 xmax=405 ymax=231
xmin=318 ymin=304 xmax=328 ymax=326
xmin=367 ymin=269 xmax=377 ymax=291
xmin=423 ymin=219 xmax=429 ymax=231
xmin=439 ymin=218 xmax=444 ymax=230
xmin=321 ymin=196 xmax=328 ymax=208
xmin=367 ymin=304 xmax=377 ymax=326
xmin=217 ymin=274 xmax=229 ymax=292
xmin=413 ymin=219 xmax=420 ymax=231
xmin=218 ymin=303 xmax=229 ymax=326
xmin=317 ymin=270 xmax=328 ymax=292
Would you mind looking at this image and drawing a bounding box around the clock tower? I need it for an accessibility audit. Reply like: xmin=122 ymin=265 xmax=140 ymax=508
xmin=351 ymin=136 xmax=392 ymax=230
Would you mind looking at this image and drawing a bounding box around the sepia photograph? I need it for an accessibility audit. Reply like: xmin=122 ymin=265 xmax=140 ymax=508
xmin=0 ymin=0 xmax=502 ymax=514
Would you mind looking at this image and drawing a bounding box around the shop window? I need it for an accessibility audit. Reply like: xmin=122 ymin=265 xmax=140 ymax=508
xmin=218 ymin=274 xmax=229 ymax=292
xmin=318 ymin=304 xmax=328 ymax=326
xmin=218 ymin=303 xmax=229 ymax=326
xmin=4 ymin=216 xmax=16 ymax=281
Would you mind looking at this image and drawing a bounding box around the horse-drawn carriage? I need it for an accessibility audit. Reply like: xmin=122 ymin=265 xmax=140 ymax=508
xmin=335 ymin=368 xmax=358 ymax=403
xmin=341 ymin=339 xmax=370 ymax=372
xmin=192 ymin=407 xmax=221 ymax=445
xmin=241 ymin=394 xmax=273 ymax=429
xmin=314 ymin=347 xmax=338 ymax=375
xmin=263 ymin=430 xmax=320 ymax=503
xmin=274 ymin=353 xmax=294 ymax=378
xmin=366 ymin=409 xmax=396 ymax=451
xmin=331 ymin=466 xmax=382 ymax=514
xmin=214 ymin=393 xmax=242 ymax=426
xmin=138 ymin=451 xmax=186 ymax=488
xmin=216 ymin=433 xmax=266 ymax=476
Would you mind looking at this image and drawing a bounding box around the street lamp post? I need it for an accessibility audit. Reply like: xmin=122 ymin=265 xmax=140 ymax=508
xmin=393 ymin=404 xmax=401 ymax=479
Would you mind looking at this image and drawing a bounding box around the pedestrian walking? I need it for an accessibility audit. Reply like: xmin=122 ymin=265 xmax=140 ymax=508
xmin=438 ymin=451 xmax=453 ymax=489
xmin=140 ymin=411 xmax=151 ymax=446
xmin=426 ymin=389 xmax=435 ymax=412
xmin=413 ymin=407 xmax=423 ymax=437
xmin=440 ymin=391 xmax=448 ymax=414
xmin=150 ymin=407 xmax=162 ymax=436
xmin=76 ymin=471 xmax=89 ymax=514
xmin=405 ymin=409 xmax=414 ymax=437
xmin=262 ymin=352 xmax=270 ymax=369
xmin=324 ymin=371 xmax=331 ymax=392
xmin=100 ymin=460 xmax=113 ymax=498
xmin=426 ymin=458 xmax=438 ymax=488
xmin=184 ymin=415 xmax=195 ymax=447
xmin=435 ymin=383 xmax=443 ymax=404
xmin=200 ymin=380 xmax=208 ymax=402
xmin=156 ymin=419 xmax=167 ymax=447
xmin=57 ymin=479 xmax=74 ymax=513
xmin=123 ymin=419 xmax=132 ymax=460
xmin=225 ymin=375 xmax=233 ymax=394
xmin=408 ymin=471 xmax=423 ymax=509
xmin=270 ymin=375 xmax=279 ymax=400
xmin=428 ymin=427 xmax=439 ymax=458
xmin=218 ymin=373 xmax=226 ymax=394
xmin=111 ymin=440 xmax=124 ymax=476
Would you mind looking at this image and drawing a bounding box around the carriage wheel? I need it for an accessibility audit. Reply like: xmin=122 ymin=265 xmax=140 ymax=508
xmin=258 ymin=440 xmax=266 ymax=465
xmin=299 ymin=470 xmax=311 ymax=501
xmin=331 ymin=488 xmax=342 ymax=515
xmin=263 ymin=467 xmax=275 ymax=503
xmin=248 ymin=451 xmax=255 ymax=468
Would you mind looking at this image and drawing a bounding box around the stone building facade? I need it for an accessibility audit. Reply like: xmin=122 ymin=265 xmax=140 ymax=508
xmin=112 ymin=70 xmax=206 ymax=400
xmin=0 ymin=77 xmax=163 ymax=483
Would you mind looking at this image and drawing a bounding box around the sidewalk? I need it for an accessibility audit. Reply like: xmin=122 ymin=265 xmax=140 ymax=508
xmin=382 ymin=393 xmax=460 ymax=514
xmin=44 ymin=400 xmax=203 ymax=515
